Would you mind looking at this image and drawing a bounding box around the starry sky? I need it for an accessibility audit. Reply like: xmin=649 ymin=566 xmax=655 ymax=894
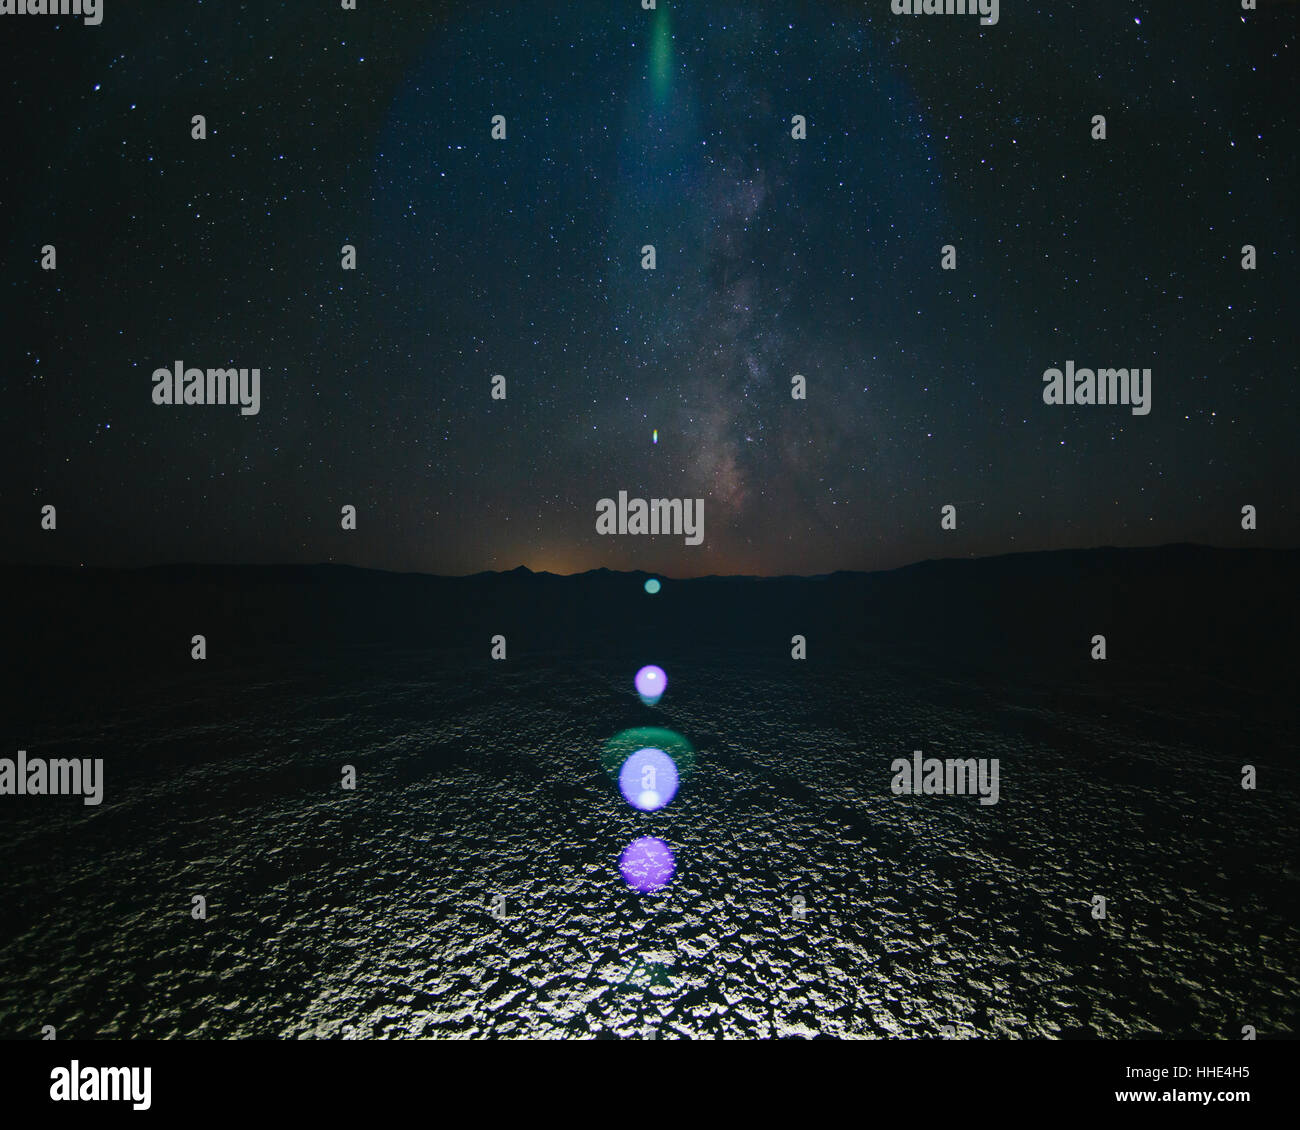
xmin=2 ymin=0 xmax=1295 ymax=577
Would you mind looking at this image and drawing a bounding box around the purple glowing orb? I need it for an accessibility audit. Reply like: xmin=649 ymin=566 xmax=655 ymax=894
xmin=619 ymin=747 xmax=679 ymax=812
xmin=619 ymin=836 xmax=676 ymax=893
xmin=634 ymin=664 xmax=667 ymax=700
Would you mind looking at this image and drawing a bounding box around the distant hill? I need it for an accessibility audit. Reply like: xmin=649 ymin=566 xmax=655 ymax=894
xmin=5 ymin=545 xmax=1296 ymax=691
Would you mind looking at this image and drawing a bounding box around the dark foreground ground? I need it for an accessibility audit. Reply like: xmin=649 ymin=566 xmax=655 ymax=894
xmin=2 ymin=545 xmax=1297 ymax=1038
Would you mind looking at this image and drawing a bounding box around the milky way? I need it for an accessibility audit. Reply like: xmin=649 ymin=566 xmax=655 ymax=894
xmin=1 ymin=0 xmax=1293 ymax=576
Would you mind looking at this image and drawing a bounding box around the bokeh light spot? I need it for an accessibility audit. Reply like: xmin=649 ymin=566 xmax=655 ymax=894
xmin=634 ymin=664 xmax=667 ymax=704
xmin=619 ymin=837 xmax=676 ymax=893
xmin=619 ymin=747 xmax=679 ymax=811
xmin=600 ymin=727 xmax=696 ymax=781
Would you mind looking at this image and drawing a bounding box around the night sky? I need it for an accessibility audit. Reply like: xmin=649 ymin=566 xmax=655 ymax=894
xmin=2 ymin=0 xmax=1295 ymax=577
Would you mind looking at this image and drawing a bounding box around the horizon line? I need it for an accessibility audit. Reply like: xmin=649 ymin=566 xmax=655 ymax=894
xmin=2 ymin=541 xmax=1295 ymax=583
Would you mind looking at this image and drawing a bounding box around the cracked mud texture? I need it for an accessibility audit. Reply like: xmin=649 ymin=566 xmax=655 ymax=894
xmin=3 ymin=547 xmax=1297 ymax=1039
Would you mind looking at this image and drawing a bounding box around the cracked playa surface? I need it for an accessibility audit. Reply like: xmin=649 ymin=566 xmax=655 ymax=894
xmin=1 ymin=648 xmax=1296 ymax=1040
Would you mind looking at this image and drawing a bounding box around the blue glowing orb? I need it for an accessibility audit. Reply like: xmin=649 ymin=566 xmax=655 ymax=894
xmin=619 ymin=837 xmax=676 ymax=893
xmin=644 ymin=577 xmax=661 ymax=594
xmin=634 ymin=664 xmax=667 ymax=702
xmin=619 ymin=747 xmax=679 ymax=812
